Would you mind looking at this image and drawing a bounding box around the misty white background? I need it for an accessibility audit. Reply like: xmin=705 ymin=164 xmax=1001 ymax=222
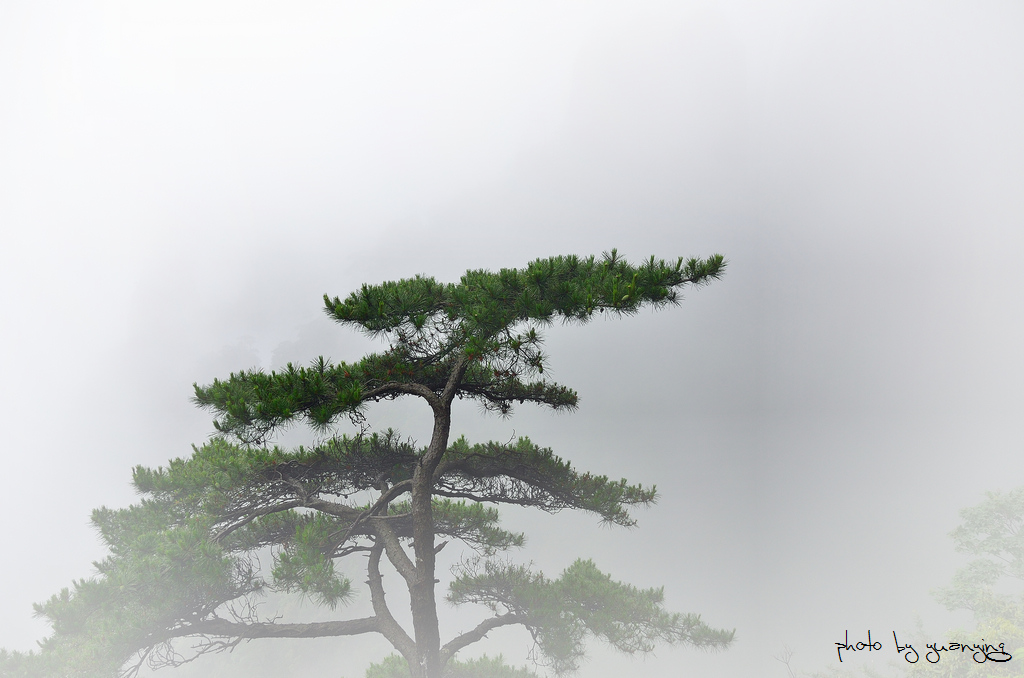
xmin=2 ymin=2 xmax=1022 ymax=676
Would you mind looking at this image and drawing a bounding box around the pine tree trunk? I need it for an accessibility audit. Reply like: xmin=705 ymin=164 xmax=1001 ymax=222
xmin=407 ymin=401 xmax=452 ymax=678
xmin=409 ymin=475 xmax=442 ymax=678
xmin=407 ymin=657 xmax=427 ymax=678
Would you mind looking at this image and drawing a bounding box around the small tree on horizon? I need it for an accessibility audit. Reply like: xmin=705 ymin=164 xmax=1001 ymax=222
xmin=899 ymin=486 xmax=1024 ymax=678
xmin=0 ymin=251 xmax=734 ymax=678
xmin=795 ymin=487 xmax=1024 ymax=678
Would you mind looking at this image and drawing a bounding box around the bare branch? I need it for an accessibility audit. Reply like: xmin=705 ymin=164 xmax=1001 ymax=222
xmin=367 ymin=542 xmax=416 ymax=657
xmin=363 ymin=381 xmax=440 ymax=408
xmin=212 ymin=500 xmax=305 ymax=542
xmin=440 ymin=614 xmax=528 ymax=662
xmin=440 ymin=353 xmax=470 ymax=407
xmin=160 ymin=616 xmax=380 ymax=641
xmin=371 ymin=518 xmax=417 ymax=583
xmin=305 ymin=497 xmax=364 ymax=520
xmin=323 ymin=480 xmax=413 ymax=555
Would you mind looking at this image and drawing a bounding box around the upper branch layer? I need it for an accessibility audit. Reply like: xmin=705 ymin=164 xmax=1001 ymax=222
xmin=194 ymin=251 xmax=725 ymax=442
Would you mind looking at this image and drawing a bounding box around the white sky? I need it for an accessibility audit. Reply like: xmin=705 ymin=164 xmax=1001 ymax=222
xmin=1 ymin=2 xmax=1023 ymax=677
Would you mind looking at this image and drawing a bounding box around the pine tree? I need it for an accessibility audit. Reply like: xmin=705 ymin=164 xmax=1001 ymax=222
xmin=1 ymin=251 xmax=734 ymax=678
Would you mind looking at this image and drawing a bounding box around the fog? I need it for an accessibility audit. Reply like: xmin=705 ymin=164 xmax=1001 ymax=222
xmin=1 ymin=2 xmax=1022 ymax=676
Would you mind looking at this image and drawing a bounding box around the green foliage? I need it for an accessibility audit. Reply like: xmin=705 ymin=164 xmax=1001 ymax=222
xmin=438 ymin=436 xmax=657 ymax=528
xmin=133 ymin=431 xmax=657 ymax=537
xmin=270 ymin=513 xmax=352 ymax=608
xmin=937 ymin=487 xmax=1024 ymax=619
xmin=0 ymin=502 xmax=263 ymax=678
xmin=1 ymin=429 xmax=683 ymax=676
xmin=133 ymin=430 xmax=419 ymax=502
xmin=448 ymin=559 xmax=734 ymax=675
xmin=195 ymin=251 xmax=725 ymax=443
xmin=366 ymin=654 xmax=417 ymax=678
xmin=327 ymin=251 xmax=724 ymax=333
xmin=402 ymin=499 xmax=525 ymax=556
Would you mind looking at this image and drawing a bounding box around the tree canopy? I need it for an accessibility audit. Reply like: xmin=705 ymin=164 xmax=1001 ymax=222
xmin=0 ymin=251 xmax=733 ymax=678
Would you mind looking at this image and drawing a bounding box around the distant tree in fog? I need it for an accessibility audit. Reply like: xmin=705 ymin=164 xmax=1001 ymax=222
xmin=0 ymin=251 xmax=732 ymax=678
xmin=797 ymin=488 xmax=1024 ymax=678
xmin=899 ymin=487 xmax=1024 ymax=678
